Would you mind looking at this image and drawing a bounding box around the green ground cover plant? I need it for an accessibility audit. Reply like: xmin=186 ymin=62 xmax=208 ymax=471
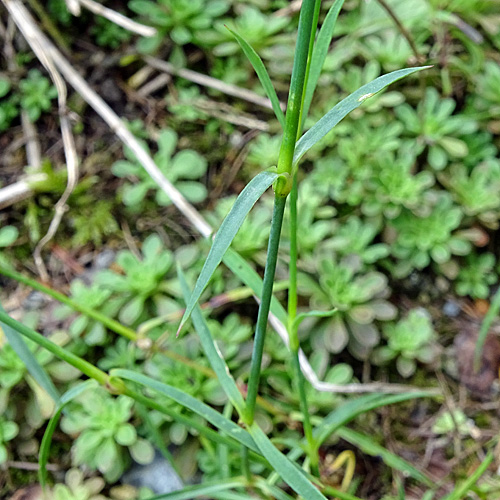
xmin=1 ymin=0 xmax=500 ymax=498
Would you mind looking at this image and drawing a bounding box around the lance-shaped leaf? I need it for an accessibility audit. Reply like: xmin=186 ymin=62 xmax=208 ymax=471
xmin=314 ymin=392 xmax=434 ymax=446
xmin=227 ymin=27 xmax=286 ymax=129
xmin=146 ymin=477 xmax=246 ymax=500
xmin=178 ymin=267 xmax=246 ymax=413
xmin=294 ymin=66 xmax=431 ymax=165
xmin=249 ymin=423 xmax=329 ymax=500
xmin=443 ymin=452 xmax=493 ymax=500
xmin=223 ymin=247 xmax=287 ymax=325
xmin=113 ymin=369 xmax=257 ymax=453
xmin=0 ymin=302 xmax=60 ymax=404
xmin=302 ymin=0 xmax=345 ymax=125
xmin=178 ymin=171 xmax=278 ymax=334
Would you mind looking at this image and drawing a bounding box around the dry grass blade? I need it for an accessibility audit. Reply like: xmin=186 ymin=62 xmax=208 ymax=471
xmin=145 ymin=56 xmax=285 ymax=112
xmin=0 ymin=174 xmax=48 ymax=209
xmin=71 ymin=0 xmax=157 ymax=37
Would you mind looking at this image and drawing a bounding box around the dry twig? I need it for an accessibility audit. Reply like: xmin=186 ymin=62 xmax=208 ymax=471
xmin=3 ymin=0 xmax=79 ymax=281
xmin=145 ymin=55 xmax=286 ymax=112
xmin=65 ymin=0 xmax=157 ymax=37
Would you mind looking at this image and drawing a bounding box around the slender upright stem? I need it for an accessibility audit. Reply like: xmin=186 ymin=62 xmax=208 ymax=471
xmin=275 ymin=0 xmax=317 ymax=194
xmin=245 ymin=0 xmax=317 ymax=424
xmin=244 ymin=195 xmax=286 ymax=424
xmin=287 ymin=0 xmax=322 ymax=476
xmin=288 ymin=175 xmax=318 ymax=476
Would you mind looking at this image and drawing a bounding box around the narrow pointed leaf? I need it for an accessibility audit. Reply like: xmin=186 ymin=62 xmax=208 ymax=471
xmin=178 ymin=267 xmax=246 ymax=413
xmin=223 ymin=248 xmax=288 ymax=325
xmin=146 ymin=477 xmax=246 ymax=500
xmin=315 ymin=392 xmax=433 ymax=446
xmin=227 ymin=27 xmax=285 ymax=129
xmin=39 ymin=380 xmax=98 ymax=487
xmin=294 ymin=66 xmax=431 ymax=164
xmin=302 ymin=0 xmax=345 ymax=124
xmin=443 ymin=452 xmax=493 ymax=500
xmin=0 ymin=302 xmax=60 ymax=404
xmin=336 ymin=427 xmax=434 ymax=486
xmin=294 ymin=308 xmax=337 ymax=329
xmin=113 ymin=369 xmax=257 ymax=453
xmin=249 ymin=423 xmax=328 ymax=500
xmin=178 ymin=171 xmax=278 ymax=333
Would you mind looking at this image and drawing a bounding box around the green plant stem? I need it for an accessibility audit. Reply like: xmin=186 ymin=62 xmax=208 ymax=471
xmin=245 ymin=195 xmax=287 ymax=424
xmin=286 ymin=0 xmax=322 ymax=475
xmin=290 ymin=343 xmax=318 ymax=475
xmin=287 ymin=175 xmax=316 ymax=473
xmin=288 ymin=176 xmax=299 ymax=330
xmin=0 ymin=309 xmax=108 ymax=384
xmin=275 ymin=0 xmax=316 ymax=193
xmin=298 ymin=0 xmax=322 ymax=133
xmin=0 ymin=266 xmax=137 ymax=341
xmin=241 ymin=446 xmax=252 ymax=482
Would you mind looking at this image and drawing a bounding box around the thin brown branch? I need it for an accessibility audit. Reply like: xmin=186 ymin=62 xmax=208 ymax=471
xmin=376 ymin=0 xmax=425 ymax=64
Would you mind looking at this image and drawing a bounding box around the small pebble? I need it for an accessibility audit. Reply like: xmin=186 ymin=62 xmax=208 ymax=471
xmin=22 ymin=291 xmax=48 ymax=311
xmin=443 ymin=300 xmax=461 ymax=317
xmin=121 ymin=452 xmax=183 ymax=495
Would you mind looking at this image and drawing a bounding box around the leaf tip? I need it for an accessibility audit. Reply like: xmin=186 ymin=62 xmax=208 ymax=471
xmin=176 ymin=322 xmax=183 ymax=338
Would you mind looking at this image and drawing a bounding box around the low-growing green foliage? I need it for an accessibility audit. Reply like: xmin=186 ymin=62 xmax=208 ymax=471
xmin=56 ymin=281 xmax=113 ymax=346
xmin=373 ymin=308 xmax=437 ymax=377
xmin=61 ymin=388 xmax=154 ymax=481
xmin=396 ymin=87 xmax=477 ymax=171
xmin=52 ymin=468 xmax=109 ymax=500
xmin=455 ymin=252 xmax=497 ymax=299
xmin=91 ymin=17 xmax=132 ymax=49
xmin=19 ymin=69 xmax=58 ymax=122
xmin=112 ymin=129 xmax=208 ymax=209
xmin=0 ymin=226 xmax=18 ymax=268
xmin=300 ymin=256 xmax=396 ymax=359
xmin=129 ymin=0 xmax=230 ymax=52
xmin=0 ymin=69 xmax=56 ymax=130
xmin=95 ymin=234 xmax=175 ymax=325
xmin=0 ymin=416 xmax=18 ymax=464
xmin=388 ymin=193 xmax=472 ymax=277
xmin=200 ymin=6 xmax=290 ymax=57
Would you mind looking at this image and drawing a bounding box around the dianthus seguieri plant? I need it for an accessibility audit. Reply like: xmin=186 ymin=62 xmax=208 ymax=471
xmin=0 ymin=0 xmax=436 ymax=498
xmin=176 ymin=0 xmax=429 ymax=493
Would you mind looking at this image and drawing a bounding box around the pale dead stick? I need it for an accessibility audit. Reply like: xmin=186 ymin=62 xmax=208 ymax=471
xmin=2 ymin=0 xmax=436 ymax=396
xmin=0 ymin=16 xmax=41 ymax=169
xmin=2 ymin=0 xmax=79 ymax=281
xmin=0 ymin=174 xmax=48 ymax=210
xmin=145 ymin=56 xmax=286 ymax=112
xmin=65 ymin=0 xmax=157 ymax=37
